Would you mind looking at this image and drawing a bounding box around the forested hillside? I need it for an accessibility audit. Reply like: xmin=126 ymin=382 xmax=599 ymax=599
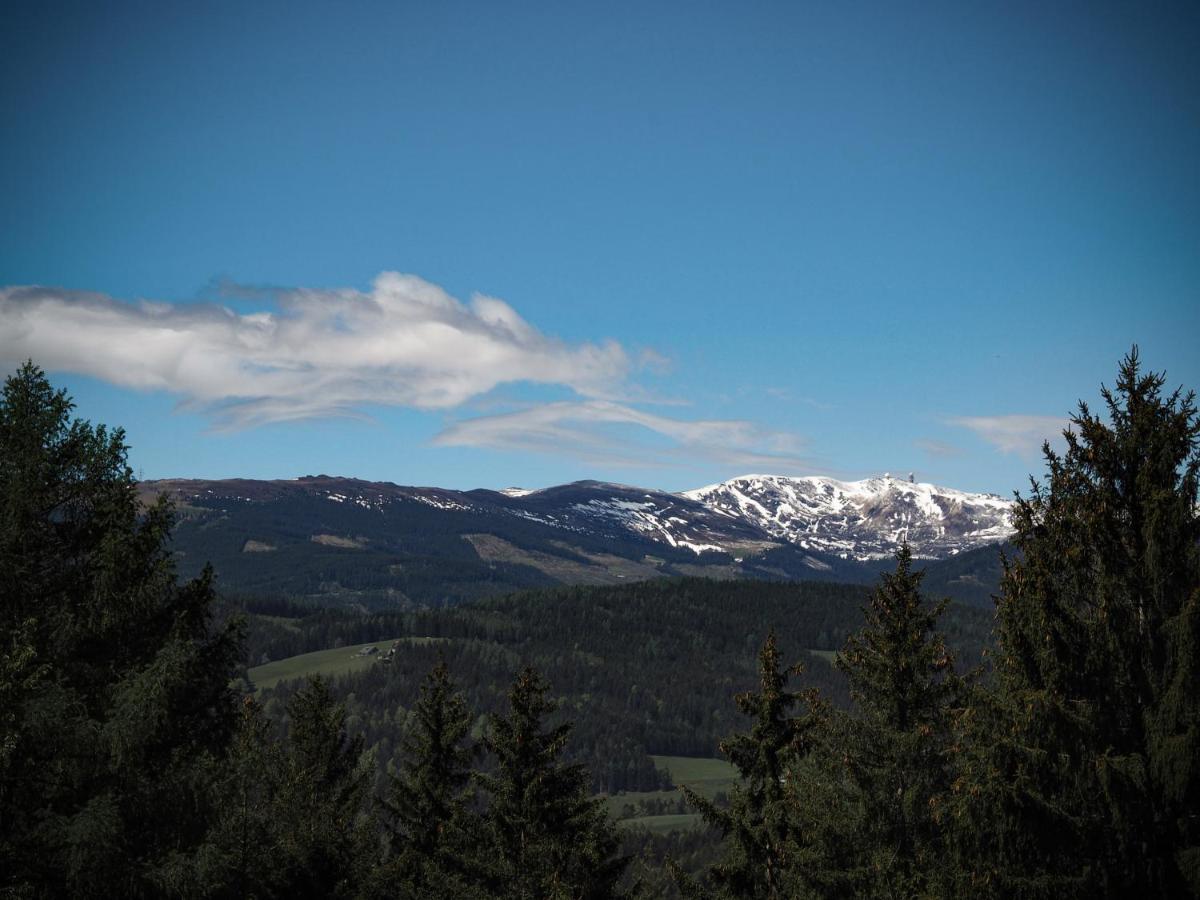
xmin=241 ymin=578 xmax=993 ymax=795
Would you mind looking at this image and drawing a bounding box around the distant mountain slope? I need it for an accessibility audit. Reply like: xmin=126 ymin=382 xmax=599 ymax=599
xmin=468 ymin=480 xmax=775 ymax=553
xmin=684 ymin=473 xmax=1013 ymax=560
xmin=146 ymin=476 xmax=751 ymax=608
xmin=142 ymin=473 xmax=1015 ymax=608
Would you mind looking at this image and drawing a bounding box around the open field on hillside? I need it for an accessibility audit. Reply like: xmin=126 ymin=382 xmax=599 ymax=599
xmin=248 ymin=637 xmax=443 ymax=691
xmin=608 ymin=755 xmax=739 ymax=833
xmin=623 ymin=813 xmax=707 ymax=833
xmin=652 ymin=755 xmax=738 ymax=793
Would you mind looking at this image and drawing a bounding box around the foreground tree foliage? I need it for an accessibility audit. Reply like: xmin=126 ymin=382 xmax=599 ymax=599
xmin=0 ymin=363 xmax=634 ymax=898
xmin=950 ymin=348 xmax=1200 ymax=897
xmin=374 ymin=658 xmax=483 ymax=899
xmin=677 ymin=632 xmax=827 ymax=899
xmin=679 ymin=556 xmax=964 ymax=900
xmin=832 ymin=545 xmax=965 ymax=898
xmin=682 ymin=351 xmax=1198 ymax=898
xmin=476 ymin=666 xmax=629 ymax=899
xmin=274 ymin=677 xmax=378 ymax=894
xmin=164 ymin=677 xmax=377 ymax=897
xmin=0 ymin=363 xmax=243 ymax=896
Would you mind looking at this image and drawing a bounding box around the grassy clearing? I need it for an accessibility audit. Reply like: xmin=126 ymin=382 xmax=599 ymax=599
xmin=807 ymin=648 xmax=838 ymax=664
xmin=620 ymin=813 xmax=705 ymax=833
xmin=651 ymin=755 xmax=738 ymax=797
xmin=465 ymin=533 xmax=665 ymax=585
xmin=603 ymin=788 xmax=679 ymax=819
xmin=605 ymin=755 xmax=739 ymax=833
xmin=248 ymin=637 xmax=443 ymax=691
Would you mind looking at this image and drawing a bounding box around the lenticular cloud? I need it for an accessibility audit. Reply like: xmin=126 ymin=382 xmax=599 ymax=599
xmin=0 ymin=273 xmax=631 ymax=428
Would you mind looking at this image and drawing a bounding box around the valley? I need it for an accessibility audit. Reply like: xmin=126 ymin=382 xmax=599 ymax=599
xmin=235 ymin=576 xmax=994 ymax=807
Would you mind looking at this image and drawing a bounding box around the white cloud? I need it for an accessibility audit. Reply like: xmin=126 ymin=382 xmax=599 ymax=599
xmin=0 ymin=274 xmax=631 ymax=428
xmin=433 ymin=400 xmax=814 ymax=471
xmin=0 ymin=273 xmax=815 ymax=473
xmin=947 ymin=414 xmax=1069 ymax=456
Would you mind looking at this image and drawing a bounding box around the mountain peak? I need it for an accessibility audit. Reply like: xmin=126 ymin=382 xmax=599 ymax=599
xmin=499 ymin=486 xmax=536 ymax=497
xmin=682 ymin=473 xmax=1013 ymax=560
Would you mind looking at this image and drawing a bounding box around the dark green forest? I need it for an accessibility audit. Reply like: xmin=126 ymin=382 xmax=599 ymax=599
xmin=237 ymin=577 xmax=991 ymax=797
xmin=3 ymin=350 xmax=1198 ymax=898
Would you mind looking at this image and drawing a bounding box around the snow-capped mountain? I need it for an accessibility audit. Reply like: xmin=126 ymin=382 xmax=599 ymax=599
xmin=140 ymin=472 xmax=1014 ymax=607
xmin=144 ymin=472 xmax=1013 ymax=565
xmin=682 ymin=473 xmax=1014 ymax=560
xmin=496 ymin=480 xmax=773 ymax=555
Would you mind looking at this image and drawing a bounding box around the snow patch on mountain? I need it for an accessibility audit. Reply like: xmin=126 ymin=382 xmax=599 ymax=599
xmin=682 ymin=473 xmax=1014 ymax=560
xmin=569 ymin=498 xmax=722 ymax=554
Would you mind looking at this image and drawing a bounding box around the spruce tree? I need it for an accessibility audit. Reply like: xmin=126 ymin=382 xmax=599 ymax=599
xmin=181 ymin=696 xmax=288 ymax=897
xmin=376 ymin=658 xmax=483 ymax=898
xmin=476 ymin=665 xmax=628 ymax=900
xmin=183 ymin=680 xmax=377 ymax=898
xmin=274 ymin=676 xmax=377 ymax=897
xmin=951 ymin=349 xmax=1200 ymax=897
xmin=679 ymin=631 xmax=827 ymax=899
xmin=0 ymin=362 xmax=242 ymax=896
xmin=834 ymin=545 xmax=964 ymax=898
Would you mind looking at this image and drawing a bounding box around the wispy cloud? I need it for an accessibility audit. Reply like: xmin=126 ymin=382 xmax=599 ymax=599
xmin=433 ymin=400 xmax=814 ymax=471
xmin=947 ymin=414 xmax=1069 ymax=456
xmin=915 ymin=437 xmax=965 ymax=458
xmin=0 ymin=274 xmax=631 ymax=429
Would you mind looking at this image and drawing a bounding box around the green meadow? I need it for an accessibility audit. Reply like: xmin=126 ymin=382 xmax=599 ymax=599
xmin=607 ymin=755 xmax=739 ymax=833
xmin=247 ymin=637 xmax=443 ymax=691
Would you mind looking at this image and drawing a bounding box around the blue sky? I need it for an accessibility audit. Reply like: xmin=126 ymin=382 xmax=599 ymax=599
xmin=2 ymin=0 xmax=1196 ymax=495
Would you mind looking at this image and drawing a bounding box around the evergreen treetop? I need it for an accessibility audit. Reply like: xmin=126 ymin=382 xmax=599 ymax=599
xmin=681 ymin=631 xmax=828 ymax=899
xmin=957 ymin=348 xmax=1200 ymax=897
xmin=834 ymin=544 xmax=965 ymax=898
xmin=477 ymin=665 xmax=629 ymax=900
xmin=376 ymin=657 xmax=482 ymax=898
xmin=0 ymin=362 xmax=243 ymax=897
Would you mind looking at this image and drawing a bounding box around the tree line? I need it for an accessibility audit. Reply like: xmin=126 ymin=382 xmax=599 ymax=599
xmin=234 ymin=575 xmax=990 ymax=798
xmin=2 ymin=349 xmax=1198 ymax=897
xmin=241 ymin=579 xmax=876 ymax=796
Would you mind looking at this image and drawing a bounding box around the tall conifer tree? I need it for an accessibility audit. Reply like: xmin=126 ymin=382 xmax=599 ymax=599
xmin=185 ymin=681 xmax=377 ymax=898
xmin=477 ymin=666 xmax=628 ymax=900
xmin=0 ymin=363 xmax=242 ymax=896
xmin=274 ymin=676 xmax=377 ymax=897
xmin=951 ymin=349 xmax=1200 ymax=897
xmin=834 ymin=545 xmax=964 ymax=898
xmin=376 ymin=658 xmax=483 ymax=898
xmin=182 ymin=696 xmax=287 ymax=896
xmin=679 ymin=631 xmax=827 ymax=899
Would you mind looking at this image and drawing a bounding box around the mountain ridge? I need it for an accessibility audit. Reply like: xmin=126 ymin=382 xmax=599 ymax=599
xmin=138 ymin=472 xmax=1014 ymax=608
xmin=145 ymin=471 xmax=1014 ymax=563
